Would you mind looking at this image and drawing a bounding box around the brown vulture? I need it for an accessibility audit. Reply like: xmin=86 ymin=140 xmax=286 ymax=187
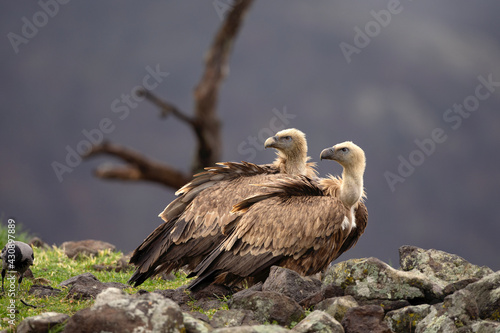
xmin=187 ymin=141 xmax=367 ymax=291
xmin=128 ymin=128 xmax=317 ymax=286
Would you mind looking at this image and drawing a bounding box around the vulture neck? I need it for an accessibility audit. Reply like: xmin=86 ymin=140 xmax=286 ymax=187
xmin=275 ymin=149 xmax=307 ymax=175
xmin=339 ymin=164 xmax=364 ymax=208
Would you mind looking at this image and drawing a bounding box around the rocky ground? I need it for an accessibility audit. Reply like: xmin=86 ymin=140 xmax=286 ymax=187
xmin=12 ymin=245 xmax=500 ymax=333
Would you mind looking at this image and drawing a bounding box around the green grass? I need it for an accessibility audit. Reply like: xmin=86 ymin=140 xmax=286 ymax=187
xmin=0 ymin=223 xmax=205 ymax=332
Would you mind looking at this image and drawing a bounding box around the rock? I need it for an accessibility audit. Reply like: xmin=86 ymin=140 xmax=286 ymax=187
xmin=357 ymin=299 xmax=410 ymax=313
xmin=61 ymin=240 xmax=115 ymax=259
xmin=442 ymin=289 xmax=479 ymax=327
xmin=210 ymin=309 xmax=258 ymax=328
xmin=183 ymin=312 xmax=214 ymax=333
xmin=28 ymin=237 xmax=50 ymax=249
xmin=230 ymin=290 xmax=305 ymax=327
xmin=384 ymin=304 xmax=432 ymax=333
xmin=59 ymin=273 xmax=127 ymax=300
xmin=262 ymin=266 xmax=322 ymax=303
xmin=92 ymin=255 xmax=132 ymax=272
xmin=315 ymin=296 xmax=359 ymax=323
xmin=300 ymin=284 xmax=345 ymax=308
xmin=399 ymin=246 xmax=493 ymax=284
xmin=28 ymin=285 xmax=62 ymax=298
xmin=63 ymin=288 xmax=184 ymax=333
xmin=323 ymin=257 xmax=443 ymax=304
xmin=465 ymin=271 xmax=500 ymax=321
xmin=191 ymin=284 xmax=233 ymax=301
xmin=415 ymin=306 xmax=457 ymax=333
xmin=443 ymin=278 xmax=480 ymax=296
xmin=469 ymin=320 xmax=500 ymax=332
xmin=154 ymin=286 xmax=191 ymax=311
xmin=17 ymin=312 xmax=69 ymax=333
xmin=341 ymin=305 xmax=392 ymax=333
xmin=211 ymin=325 xmax=289 ymax=333
xmin=292 ymin=310 xmax=344 ymax=333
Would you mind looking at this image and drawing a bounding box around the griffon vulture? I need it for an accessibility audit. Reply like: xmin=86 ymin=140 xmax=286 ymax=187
xmin=128 ymin=128 xmax=317 ymax=286
xmin=187 ymin=141 xmax=367 ymax=291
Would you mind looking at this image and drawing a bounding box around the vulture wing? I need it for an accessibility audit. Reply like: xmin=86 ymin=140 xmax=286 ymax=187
xmin=188 ymin=176 xmax=359 ymax=290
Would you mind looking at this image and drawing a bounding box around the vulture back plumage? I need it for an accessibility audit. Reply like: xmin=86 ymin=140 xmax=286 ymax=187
xmin=128 ymin=129 xmax=317 ymax=286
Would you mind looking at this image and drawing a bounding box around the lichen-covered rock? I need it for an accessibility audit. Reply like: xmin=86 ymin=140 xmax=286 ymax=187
xmin=212 ymin=325 xmax=290 ymax=333
xmin=323 ymin=257 xmax=443 ymax=303
xmin=465 ymin=271 xmax=500 ymax=321
xmin=230 ymin=290 xmax=305 ymax=327
xmin=61 ymin=240 xmax=115 ymax=258
xmin=315 ymin=296 xmax=359 ymax=323
xmin=183 ymin=312 xmax=213 ymax=333
xmin=263 ymin=266 xmax=322 ymax=303
xmin=63 ymin=288 xmax=184 ymax=333
xmin=154 ymin=286 xmax=192 ymax=311
xmin=399 ymin=246 xmax=493 ymax=287
xmin=210 ymin=309 xmax=258 ymax=328
xmin=469 ymin=320 xmax=500 ymax=332
xmin=442 ymin=289 xmax=479 ymax=327
xmin=300 ymin=284 xmax=344 ymax=308
xmin=291 ymin=310 xmax=344 ymax=333
xmin=415 ymin=306 xmax=458 ymax=333
xmin=17 ymin=312 xmax=69 ymax=333
xmin=384 ymin=304 xmax=432 ymax=333
xmin=59 ymin=273 xmax=127 ymax=300
xmin=341 ymin=305 xmax=392 ymax=333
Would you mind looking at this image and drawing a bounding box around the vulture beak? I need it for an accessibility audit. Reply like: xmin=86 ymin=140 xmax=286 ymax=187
xmin=320 ymin=147 xmax=335 ymax=160
xmin=264 ymin=136 xmax=279 ymax=149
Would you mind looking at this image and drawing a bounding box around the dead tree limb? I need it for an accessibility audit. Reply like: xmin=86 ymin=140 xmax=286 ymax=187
xmin=85 ymin=0 xmax=255 ymax=189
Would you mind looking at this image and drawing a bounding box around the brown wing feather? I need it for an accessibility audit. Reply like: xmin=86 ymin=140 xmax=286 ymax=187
xmin=189 ymin=176 xmax=356 ymax=289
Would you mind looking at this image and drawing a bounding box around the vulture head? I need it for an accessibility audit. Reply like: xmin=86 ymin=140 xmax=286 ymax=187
xmin=265 ymin=128 xmax=308 ymax=175
xmin=320 ymin=141 xmax=366 ymax=207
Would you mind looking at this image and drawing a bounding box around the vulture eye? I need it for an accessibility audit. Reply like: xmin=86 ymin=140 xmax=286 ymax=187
xmin=283 ymin=136 xmax=292 ymax=141
xmin=340 ymin=147 xmax=349 ymax=153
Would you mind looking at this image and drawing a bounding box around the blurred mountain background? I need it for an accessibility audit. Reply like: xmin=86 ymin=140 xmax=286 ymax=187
xmin=1 ymin=1 xmax=499 ymax=270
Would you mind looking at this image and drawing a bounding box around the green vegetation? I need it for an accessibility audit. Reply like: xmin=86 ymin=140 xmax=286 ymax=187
xmin=0 ymin=222 xmax=211 ymax=332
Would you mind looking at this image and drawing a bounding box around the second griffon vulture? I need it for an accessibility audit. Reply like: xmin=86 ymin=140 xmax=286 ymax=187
xmin=187 ymin=141 xmax=368 ymax=291
xmin=128 ymin=128 xmax=317 ymax=286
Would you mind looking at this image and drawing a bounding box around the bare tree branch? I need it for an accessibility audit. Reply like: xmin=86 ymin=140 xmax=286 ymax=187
xmin=85 ymin=142 xmax=190 ymax=189
xmin=84 ymin=1 xmax=255 ymax=190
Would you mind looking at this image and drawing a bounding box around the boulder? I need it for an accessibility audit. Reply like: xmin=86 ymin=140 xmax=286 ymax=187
xmin=63 ymin=287 xmax=184 ymax=333
xmin=262 ymin=266 xmax=322 ymax=303
xmin=154 ymin=286 xmax=191 ymax=311
xmin=384 ymin=304 xmax=432 ymax=333
xmin=210 ymin=309 xmax=258 ymax=328
xmin=17 ymin=312 xmax=69 ymax=333
xmin=315 ymin=296 xmax=359 ymax=323
xmin=61 ymin=240 xmax=115 ymax=259
xmin=341 ymin=305 xmax=392 ymax=333
xmin=183 ymin=312 xmax=214 ymax=333
xmin=300 ymin=284 xmax=344 ymax=308
xmin=28 ymin=285 xmax=62 ymax=298
xmin=399 ymin=246 xmax=493 ymax=284
xmin=415 ymin=306 xmax=457 ymax=333
xmin=211 ymin=325 xmax=289 ymax=333
xmin=230 ymin=290 xmax=305 ymax=326
xmin=291 ymin=310 xmax=344 ymax=333
xmin=469 ymin=320 xmax=500 ymax=332
xmin=465 ymin=271 xmax=500 ymax=321
xmin=323 ymin=257 xmax=443 ymax=304
xmin=59 ymin=273 xmax=127 ymax=300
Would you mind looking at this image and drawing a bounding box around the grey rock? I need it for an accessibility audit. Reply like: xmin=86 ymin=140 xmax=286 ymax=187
xmin=443 ymin=278 xmax=480 ymax=296
xmin=61 ymin=239 xmax=115 ymax=259
xmin=292 ymin=310 xmax=344 ymax=333
xmin=212 ymin=325 xmax=290 ymax=333
xmin=465 ymin=271 xmax=500 ymax=321
xmin=17 ymin=312 xmax=69 ymax=333
xmin=470 ymin=320 xmax=500 ymax=332
xmin=300 ymin=284 xmax=344 ymax=308
xmin=154 ymin=286 xmax=191 ymax=311
xmin=210 ymin=309 xmax=258 ymax=328
xmin=28 ymin=285 xmax=62 ymax=298
xmin=230 ymin=290 xmax=305 ymax=327
xmin=63 ymin=287 xmax=184 ymax=333
xmin=442 ymin=289 xmax=479 ymax=327
xmin=384 ymin=304 xmax=432 ymax=333
xmin=183 ymin=312 xmax=213 ymax=333
xmin=192 ymin=284 xmax=233 ymax=300
xmin=323 ymin=257 xmax=443 ymax=303
xmin=357 ymin=299 xmax=411 ymax=313
xmin=315 ymin=296 xmax=359 ymax=323
xmin=340 ymin=305 xmax=392 ymax=333
xmin=59 ymin=273 xmax=127 ymax=300
xmin=415 ymin=306 xmax=458 ymax=333
xmin=399 ymin=246 xmax=493 ymax=284
xmin=263 ymin=266 xmax=322 ymax=303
